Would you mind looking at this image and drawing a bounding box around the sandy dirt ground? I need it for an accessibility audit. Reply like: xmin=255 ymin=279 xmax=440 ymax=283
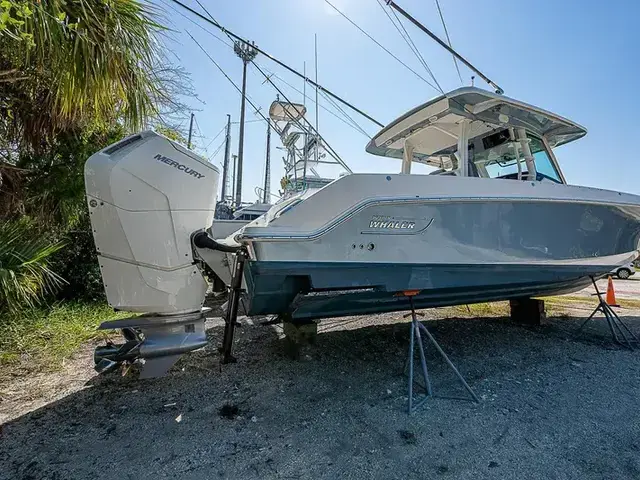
xmin=1 ymin=279 xmax=640 ymax=480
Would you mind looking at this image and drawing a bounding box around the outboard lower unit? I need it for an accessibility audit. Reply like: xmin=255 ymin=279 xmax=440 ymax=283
xmin=85 ymin=131 xmax=220 ymax=378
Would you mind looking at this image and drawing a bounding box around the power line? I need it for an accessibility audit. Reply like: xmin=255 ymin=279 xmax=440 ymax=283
xmin=433 ymin=0 xmax=463 ymax=84
xmin=177 ymin=0 xmax=371 ymax=138
xmin=318 ymin=89 xmax=371 ymax=138
xmin=203 ymin=123 xmax=228 ymax=152
xmin=254 ymin=64 xmax=356 ymax=134
xmin=187 ymin=32 xmax=353 ymax=180
xmin=322 ymin=0 xmax=438 ymax=92
xmin=165 ymin=0 xmax=384 ymax=127
xmin=251 ymin=62 xmax=372 ymax=138
xmin=194 ymin=0 xmax=233 ymax=42
xmin=324 ymin=0 xmax=476 ymax=138
xmin=186 ymin=32 xmax=288 ymax=142
xmin=251 ymin=61 xmax=351 ymax=173
xmin=157 ymin=0 xmax=233 ymax=48
xmin=209 ymin=138 xmax=227 ymax=160
xmin=231 ymin=119 xmax=263 ymax=124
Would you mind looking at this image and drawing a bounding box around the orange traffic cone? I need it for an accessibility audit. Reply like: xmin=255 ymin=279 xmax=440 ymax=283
xmin=605 ymin=275 xmax=618 ymax=306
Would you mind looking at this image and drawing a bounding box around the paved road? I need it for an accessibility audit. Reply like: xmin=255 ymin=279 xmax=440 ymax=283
xmin=576 ymin=275 xmax=640 ymax=300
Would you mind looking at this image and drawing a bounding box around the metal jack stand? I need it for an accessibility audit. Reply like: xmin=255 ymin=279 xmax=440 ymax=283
xmin=576 ymin=276 xmax=639 ymax=349
xmin=220 ymin=248 xmax=248 ymax=363
xmin=403 ymin=292 xmax=479 ymax=415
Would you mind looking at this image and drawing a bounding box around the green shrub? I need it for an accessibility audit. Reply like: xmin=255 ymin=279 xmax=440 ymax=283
xmin=14 ymin=127 xmax=126 ymax=302
xmin=49 ymin=212 xmax=105 ymax=302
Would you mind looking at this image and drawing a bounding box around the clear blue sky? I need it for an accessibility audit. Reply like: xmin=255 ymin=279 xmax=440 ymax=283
xmin=154 ymin=0 xmax=640 ymax=201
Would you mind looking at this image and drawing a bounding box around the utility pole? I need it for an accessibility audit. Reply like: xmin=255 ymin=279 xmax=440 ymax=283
xmin=263 ymin=120 xmax=271 ymax=203
xmin=231 ymin=154 xmax=238 ymax=207
xmin=233 ymin=40 xmax=258 ymax=207
xmin=221 ymin=114 xmax=231 ymax=202
xmin=314 ymin=34 xmax=319 ymax=163
xmin=187 ymin=112 xmax=195 ymax=149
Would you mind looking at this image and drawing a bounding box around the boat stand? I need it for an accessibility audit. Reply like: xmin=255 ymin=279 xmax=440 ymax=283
xmin=220 ymin=248 xmax=248 ymax=364
xmin=403 ymin=292 xmax=479 ymax=415
xmin=575 ymin=276 xmax=639 ymax=350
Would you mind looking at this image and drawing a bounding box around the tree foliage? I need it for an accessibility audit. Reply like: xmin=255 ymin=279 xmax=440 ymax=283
xmin=0 ymin=219 xmax=65 ymax=311
xmin=154 ymin=124 xmax=188 ymax=147
xmin=18 ymin=123 xmax=127 ymax=226
xmin=0 ymin=0 xmax=176 ymax=147
xmin=0 ymin=0 xmax=193 ymax=310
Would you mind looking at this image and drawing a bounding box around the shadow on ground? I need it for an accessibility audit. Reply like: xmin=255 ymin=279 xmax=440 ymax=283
xmin=1 ymin=312 xmax=639 ymax=480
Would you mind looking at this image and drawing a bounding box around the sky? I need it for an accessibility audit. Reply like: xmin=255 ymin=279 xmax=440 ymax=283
xmin=153 ymin=0 xmax=640 ymax=202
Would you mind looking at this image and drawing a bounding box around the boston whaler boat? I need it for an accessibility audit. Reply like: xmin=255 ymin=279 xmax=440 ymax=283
xmin=84 ymin=1 xmax=640 ymax=377
xmin=230 ymin=87 xmax=640 ymax=321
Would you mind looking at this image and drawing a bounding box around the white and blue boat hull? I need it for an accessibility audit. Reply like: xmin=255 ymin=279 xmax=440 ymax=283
xmin=238 ymin=174 xmax=640 ymax=320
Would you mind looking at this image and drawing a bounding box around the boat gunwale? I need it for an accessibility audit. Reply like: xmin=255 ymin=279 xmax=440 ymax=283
xmin=239 ymin=194 xmax=640 ymax=242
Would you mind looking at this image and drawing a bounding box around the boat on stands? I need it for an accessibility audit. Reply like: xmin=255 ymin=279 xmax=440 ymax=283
xmin=227 ymin=87 xmax=640 ymax=321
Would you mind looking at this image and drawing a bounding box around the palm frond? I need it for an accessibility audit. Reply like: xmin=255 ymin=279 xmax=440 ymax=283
xmin=0 ymin=219 xmax=66 ymax=312
xmin=1 ymin=0 xmax=180 ymax=143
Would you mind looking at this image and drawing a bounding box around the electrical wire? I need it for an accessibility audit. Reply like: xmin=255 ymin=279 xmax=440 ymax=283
xmin=186 ymin=32 xmax=288 ymax=140
xmin=157 ymin=0 xmax=233 ymax=48
xmin=322 ymin=0 xmax=438 ymax=92
xmin=166 ymin=0 xmax=384 ymax=127
xmin=318 ymin=89 xmax=371 ymax=139
xmin=209 ymin=138 xmax=227 ymax=160
xmin=202 ymin=123 xmax=228 ymax=152
xmin=261 ymin=65 xmax=368 ymax=137
xmin=250 ymin=61 xmax=351 ymax=173
xmin=251 ymin=61 xmax=345 ymax=167
xmin=252 ymin=62 xmax=372 ymax=139
xmin=231 ymin=119 xmax=264 ymax=124
xmin=194 ymin=0 xmax=234 ymax=43
xmin=433 ymin=0 xmax=463 ymax=84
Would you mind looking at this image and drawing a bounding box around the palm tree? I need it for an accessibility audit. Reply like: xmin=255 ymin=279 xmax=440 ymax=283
xmin=0 ymin=220 xmax=65 ymax=312
xmin=0 ymin=0 xmax=179 ymax=146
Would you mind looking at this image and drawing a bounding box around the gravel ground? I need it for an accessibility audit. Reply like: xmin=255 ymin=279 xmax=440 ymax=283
xmin=1 ymin=286 xmax=640 ymax=479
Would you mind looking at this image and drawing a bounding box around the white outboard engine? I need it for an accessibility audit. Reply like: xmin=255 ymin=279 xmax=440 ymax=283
xmin=85 ymin=131 xmax=219 ymax=377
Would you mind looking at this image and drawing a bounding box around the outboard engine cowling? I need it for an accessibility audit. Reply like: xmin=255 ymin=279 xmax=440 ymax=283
xmin=85 ymin=130 xmax=219 ymax=314
xmin=85 ymin=131 xmax=219 ymax=378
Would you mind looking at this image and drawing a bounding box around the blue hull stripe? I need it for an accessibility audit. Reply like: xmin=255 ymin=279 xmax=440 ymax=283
xmin=244 ymin=261 xmax=616 ymax=320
